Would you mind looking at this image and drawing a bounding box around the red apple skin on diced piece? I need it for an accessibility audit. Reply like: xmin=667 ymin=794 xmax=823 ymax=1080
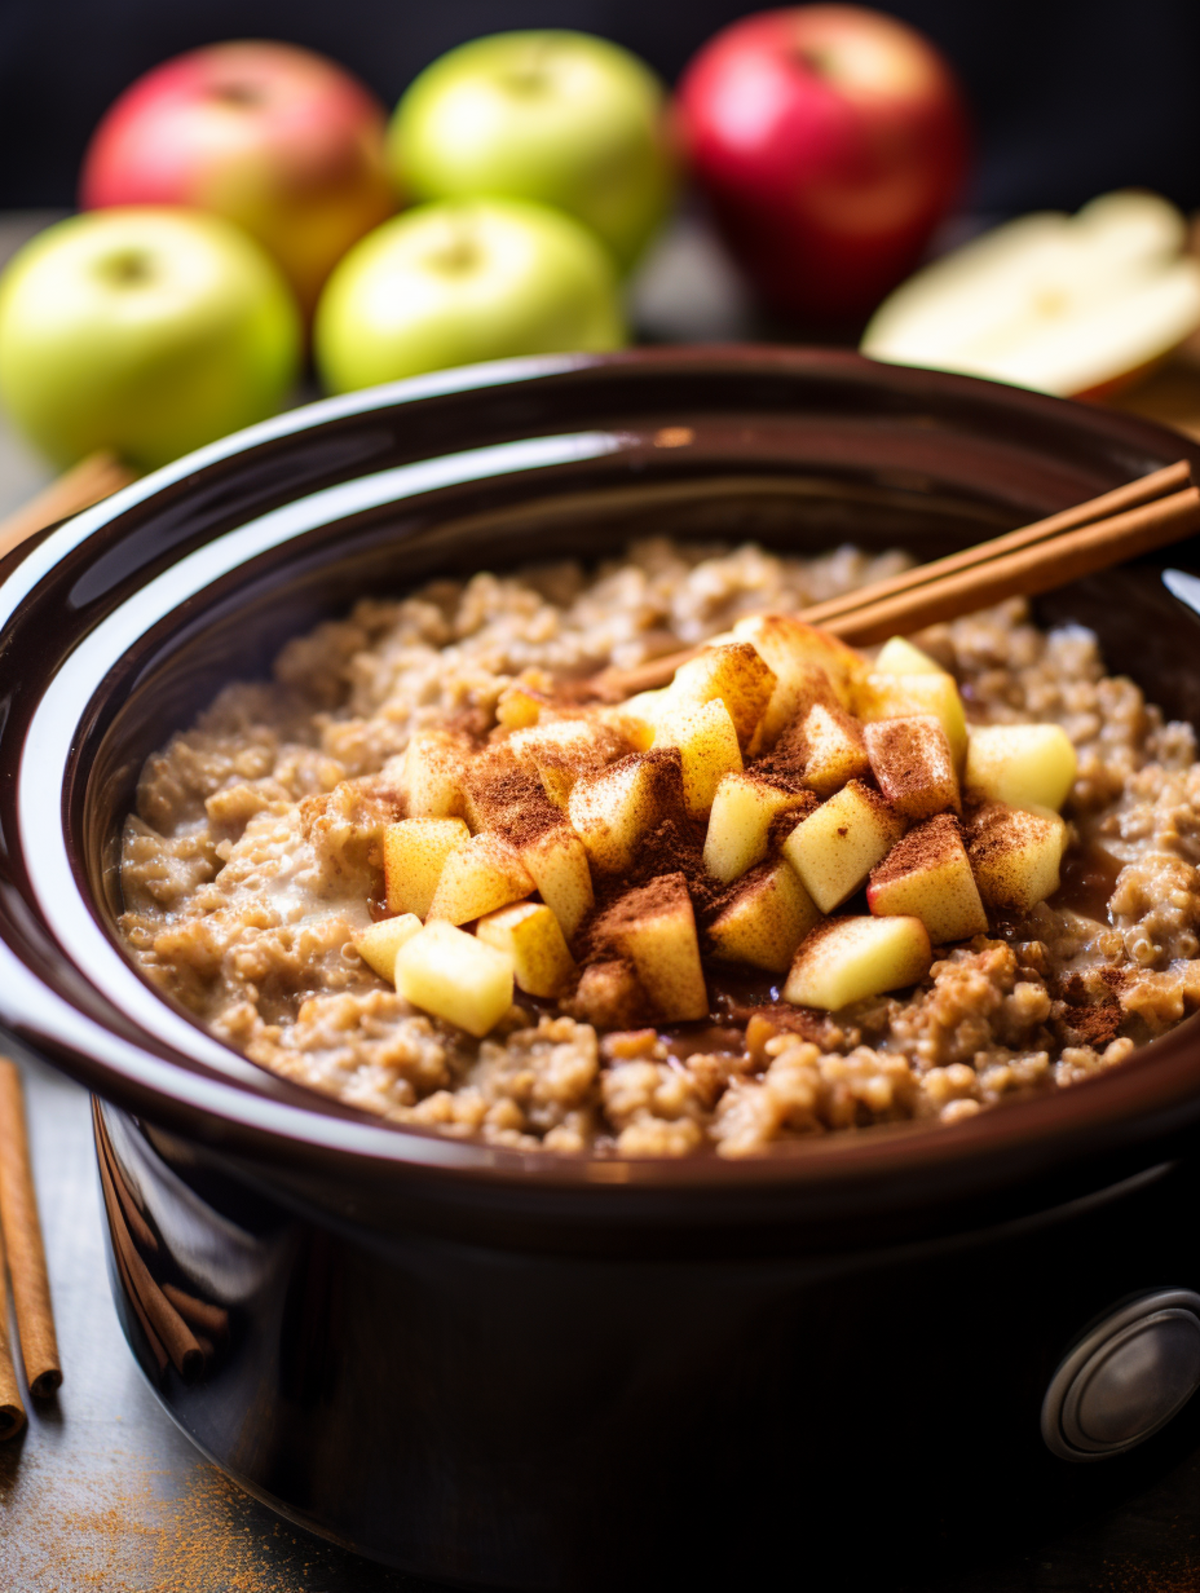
xmin=708 ymin=859 xmax=822 ymax=974
xmin=867 ymin=813 xmax=987 ymax=944
xmin=782 ymin=779 xmax=905 ymax=914
xmin=965 ymin=801 xmax=1068 ymax=916
xmin=864 ymin=714 xmax=960 ymax=821
xmin=783 ymin=914 xmax=932 ymax=1011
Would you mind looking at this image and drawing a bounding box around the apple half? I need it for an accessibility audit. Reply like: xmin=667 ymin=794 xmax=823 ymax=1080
xmin=861 ymin=190 xmax=1200 ymax=400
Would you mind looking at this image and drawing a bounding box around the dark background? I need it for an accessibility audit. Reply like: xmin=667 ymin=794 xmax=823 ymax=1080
xmin=2 ymin=0 xmax=1198 ymax=216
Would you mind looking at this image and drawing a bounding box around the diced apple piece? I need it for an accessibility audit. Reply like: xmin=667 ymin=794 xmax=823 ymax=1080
xmin=867 ymin=813 xmax=987 ymax=944
xmin=461 ymin=749 xmax=541 ymax=833
xmin=354 ymin=913 xmax=423 ymax=982
xmin=507 ymin=717 xmax=630 ymax=807
xmin=425 ymin=832 xmax=534 ymax=925
xmin=495 ymin=684 xmax=546 ymax=730
xmin=666 ymin=642 xmax=776 ymax=749
xmin=964 ymin=723 xmax=1078 ymax=813
xmin=708 ymin=860 xmax=822 ymax=974
xmin=608 ymin=689 xmax=671 ymax=752
xmin=397 ymin=729 xmax=470 ymax=819
xmin=567 ymin=958 xmax=649 ymax=1029
xmin=394 ymin=920 xmax=514 ymax=1038
xmin=593 ymin=872 xmax=708 ymax=1023
xmin=567 ymin=748 xmax=683 ymax=874
xmin=703 ymin=770 xmax=814 ymax=884
xmin=864 ymin=714 xmax=960 ymax=821
xmin=783 ymin=914 xmax=932 ymax=1011
xmin=477 ymin=901 xmax=576 ymax=999
xmin=733 ymin=612 xmax=863 ymax=706
xmin=782 ymin=779 xmax=905 ymax=913
xmin=383 ymin=817 xmax=470 ymax=917
xmin=873 ymin=636 xmax=946 ymax=676
xmin=785 ymin=702 xmax=871 ymax=796
xmin=965 ymin=801 xmax=1067 ymax=916
xmin=855 ymin=671 xmax=968 ymax=767
xmin=508 ymin=820 xmax=594 ymax=941
xmin=654 ymin=696 xmax=743 ymax=819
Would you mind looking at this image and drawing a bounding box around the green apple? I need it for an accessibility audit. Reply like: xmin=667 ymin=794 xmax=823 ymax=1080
xmin=388 ymin=31 xmax=674 ymax=272
xmin=314 ymin=197 xmax=627 ymax=393
xmin=0 ymin=207 xmax=301 ymax=471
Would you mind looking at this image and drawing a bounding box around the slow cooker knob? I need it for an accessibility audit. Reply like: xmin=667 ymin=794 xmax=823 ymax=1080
xmin=1042 ymin=1289 xmax=1200 ymax=1461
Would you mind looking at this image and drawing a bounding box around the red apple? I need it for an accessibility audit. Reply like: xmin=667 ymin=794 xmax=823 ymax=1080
xmin=80 ymin=41 xmax=396 ymax=316
xmin=675 ymin=5 xmax=970 ymax=323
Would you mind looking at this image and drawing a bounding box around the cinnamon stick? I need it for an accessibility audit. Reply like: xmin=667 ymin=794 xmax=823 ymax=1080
xmin=585 ymin=462 xmax=1200 ymax=698
xmin=161 ymin=1283 xmax=229 ymax=1344
xmin=0 ymin=1059 xmax=61 ymax=1398
xmin=0 ymin=449 xmax=136 ymax=565
xmin=825 ymin=484 xmax=1200 ymax=646
xmin=0 ymin=1217 xmax=27 ymax=1441
xmin=94 ymin=1105 xmax=159 ymax=1256
xmin=802 ymin=458 xmax=1195 ymax=628
xmin=94 ymin=1120 xmax=202 ymax=1382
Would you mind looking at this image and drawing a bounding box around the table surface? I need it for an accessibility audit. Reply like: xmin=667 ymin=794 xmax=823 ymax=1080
xmin=5 ymin=210 xmax=1200 ymax=1592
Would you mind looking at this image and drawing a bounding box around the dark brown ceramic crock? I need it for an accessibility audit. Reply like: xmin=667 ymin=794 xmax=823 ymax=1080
xmin=5 ymin=348 xmax=1200 ymax=1588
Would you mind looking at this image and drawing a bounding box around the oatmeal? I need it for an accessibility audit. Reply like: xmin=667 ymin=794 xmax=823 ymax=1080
xmin=118 ymin=539 xmax=1200 ymax=1156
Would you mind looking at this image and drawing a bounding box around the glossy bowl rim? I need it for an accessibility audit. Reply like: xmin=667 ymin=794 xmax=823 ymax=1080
xmin=3 ymin=343 xmax=1200 ymax=1197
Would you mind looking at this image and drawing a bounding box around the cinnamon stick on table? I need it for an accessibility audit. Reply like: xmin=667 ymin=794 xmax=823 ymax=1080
xmin=0 ymin=1215 xmax=27 ymax=1441
xmin=0 ymin=1059 xmax=61 ymax=1398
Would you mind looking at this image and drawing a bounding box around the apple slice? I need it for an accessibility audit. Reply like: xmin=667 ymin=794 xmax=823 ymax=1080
xmin=867 ymin=813 xmax=987 ymax=944
xmin=396 ymin=728 xmax=471 ymax=818
xmin=708 ymin=859 xmax=822 ymax=974
xmin=864 ymin=714 xmax=959 ymax=821
xmin=666 ymin=641 xmax=776 ymax=749
xmin=964 ymin=723 xmax=1077 ymax=813
xmin=383 ymin=817 xmax=470 ymax=917
xmin=593 ymin=871 xmax=708 ymax=1023
xmin=862 ymin=189 xmax=1200 ymax=400
xmin=964 ymin=800 xmax=1067 ymax=916
xmin=394 ymin=920 xmax=514 ymax=1037
xmin=703 ymin=770 xmax=815 ymax=884
xmin=477 ymin=900 xmax=576 ymax=998
xmin=854 ymin=670 xmax=968 ymax=767
xmin=567 ymin=748 xmax=683 ymax=874
xmin=782 ymin=779 xmax=905 ymax=914
xmin=654 ymin=696 xmax=743 ymax=818
xmin=783 ymin=914 xmax=932 ymax=1011
xmin=355 ymin=913 xmax=423 ymax=982
xmin=568 ymin=958 xmax=649 ymax=1029
xmin=425 ymin=832 xmax=534 ymax=924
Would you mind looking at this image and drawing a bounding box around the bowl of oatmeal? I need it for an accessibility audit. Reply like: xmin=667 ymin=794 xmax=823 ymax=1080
xmin=5 ymin=348 xmax=1200 ymax=1582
